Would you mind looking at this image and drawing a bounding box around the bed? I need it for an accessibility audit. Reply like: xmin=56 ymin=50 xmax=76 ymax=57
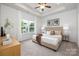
xmin=32 ymin=26 xmax=63 ymax=51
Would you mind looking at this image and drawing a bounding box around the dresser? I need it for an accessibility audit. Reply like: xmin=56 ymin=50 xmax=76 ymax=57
xmin=0 ymin=36 xmax=21 ymax=56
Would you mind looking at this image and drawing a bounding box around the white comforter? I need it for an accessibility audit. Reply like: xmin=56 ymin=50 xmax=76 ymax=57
xmin=41 ymin=34 xmax=62 ymax=45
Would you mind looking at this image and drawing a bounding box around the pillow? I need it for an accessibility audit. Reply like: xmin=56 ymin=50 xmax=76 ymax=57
xmin=55 ymin=31 xmax=62 ymax=35
xmin=47 ymin=31 xmax=51 ymax=35
xmin=50 ymin=30 xmax=55 ymax=35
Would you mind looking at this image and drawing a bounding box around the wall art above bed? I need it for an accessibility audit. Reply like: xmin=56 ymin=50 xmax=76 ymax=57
xmin=47 ymin=18 xmax=60 ymax=26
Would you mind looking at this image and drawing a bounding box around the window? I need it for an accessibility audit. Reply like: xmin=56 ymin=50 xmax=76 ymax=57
xmin=21 ymin=20 xmax=28 ymax=33
xmin=21 ymin=19 xmax=35 ymax=33
xmin=29 ymin=21 xmax=35 ymax=32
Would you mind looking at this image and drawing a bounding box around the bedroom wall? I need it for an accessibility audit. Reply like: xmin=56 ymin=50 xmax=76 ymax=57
xmin=0 ymin=4 xmax=42 ymax=41
xmin=0 ymin=4 xmax=22 ymax=41
xmin=0 ymin=4 xmax=1 ymax=34
xmin=42 ymin=9 xmax=78 ymax=43
xmin=0 ymin=4 xmax=1 ymax=26
xmin=36 ymin=17 xmax=43 ymax=33
xmin=77 ymin=4 xmax=79 ymax=47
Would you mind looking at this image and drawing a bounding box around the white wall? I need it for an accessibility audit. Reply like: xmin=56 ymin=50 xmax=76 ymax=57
xmin=0 ymin=4 xmax=1 ymax=26
xmin=0 ymin=4 xmax=1 ymax=35
xmin=0 ymin=4 xmax=42 ymax=41
xmin=0 ymin=4 xmax=22 ymax=41
xmin=77 ymin=4 xmax=79 ymax=47
xmin=36 ymin=17 xmax=43 ymax=33
xmin=43 ymin=9 xmax=78 ymax=43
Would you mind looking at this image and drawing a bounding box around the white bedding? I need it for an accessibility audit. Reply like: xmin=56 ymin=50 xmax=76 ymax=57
xmin=32 ymin=34 xmax=62 ymax=46
xmin=41 ymin=34 xmax=62 ymax=45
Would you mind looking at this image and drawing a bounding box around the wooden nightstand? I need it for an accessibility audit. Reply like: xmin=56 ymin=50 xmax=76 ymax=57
xmin=0 ymin=36 xmax=21 ymax=56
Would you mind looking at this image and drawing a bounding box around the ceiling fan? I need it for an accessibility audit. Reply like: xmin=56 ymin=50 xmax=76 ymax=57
xmin=35 ymin=3 xmax=51 ymax=11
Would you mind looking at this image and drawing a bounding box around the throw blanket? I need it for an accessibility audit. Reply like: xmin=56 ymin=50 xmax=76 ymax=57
xmin=36 ymin=34 xmax=42 ymax=45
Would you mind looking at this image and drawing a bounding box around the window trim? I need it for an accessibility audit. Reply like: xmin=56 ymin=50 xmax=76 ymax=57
xmin=21 ymin=19 xmax=35 ymax=33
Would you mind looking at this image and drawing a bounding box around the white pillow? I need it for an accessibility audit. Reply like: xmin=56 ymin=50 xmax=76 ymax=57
xmin=55 ymin=31 xmax=61 ymax=35
xmin=47 ymin=31 xmax=51 ymax=35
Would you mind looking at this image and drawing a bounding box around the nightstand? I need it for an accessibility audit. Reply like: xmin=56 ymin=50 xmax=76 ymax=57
xmin=63 ymin=34 xmax=69 ymax=41
xmin=63 ymin=25 xmax=69 ymax=41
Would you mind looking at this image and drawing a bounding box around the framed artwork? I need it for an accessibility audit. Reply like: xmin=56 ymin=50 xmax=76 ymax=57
xmin=47 ymin=18 xmax=60 ymax=26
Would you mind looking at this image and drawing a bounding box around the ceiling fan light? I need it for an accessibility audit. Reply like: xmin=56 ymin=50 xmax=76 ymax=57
xmin=40 ymin=5 xmax=45 ymax=9
xmin=35 ymin=3 xmax=51 ymax=12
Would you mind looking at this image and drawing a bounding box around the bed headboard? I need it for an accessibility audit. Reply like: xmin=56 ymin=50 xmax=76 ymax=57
xmin=45 ymin=26 xmax=63 ymax=35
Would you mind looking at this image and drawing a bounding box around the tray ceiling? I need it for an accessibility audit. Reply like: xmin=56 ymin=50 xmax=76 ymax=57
xmin=3 ymin=3 xmax=77 ymax=17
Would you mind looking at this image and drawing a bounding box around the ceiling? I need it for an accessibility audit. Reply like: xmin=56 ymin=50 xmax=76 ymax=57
xmin=4 ymin=3 xmax=77 ymax=17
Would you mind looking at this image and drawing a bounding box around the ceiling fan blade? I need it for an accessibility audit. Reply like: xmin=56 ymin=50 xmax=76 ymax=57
xmin=38 ymin=3 xmax=42 ymax=5
xmin=45 ymin=6 xmax=51 ymax=8
xmin=35 ymin=6 xmax=40 ymax=9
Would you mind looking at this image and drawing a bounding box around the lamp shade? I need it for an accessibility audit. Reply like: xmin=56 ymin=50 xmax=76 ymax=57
xmin=63 ymin=25 xmax=69 ymax=35
xmin=63 ymin=26 xmax=69 ymax=30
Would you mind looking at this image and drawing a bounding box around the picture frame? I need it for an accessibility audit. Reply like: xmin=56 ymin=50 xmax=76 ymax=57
xmin=47 ymin=18 xmax=60 ymax=26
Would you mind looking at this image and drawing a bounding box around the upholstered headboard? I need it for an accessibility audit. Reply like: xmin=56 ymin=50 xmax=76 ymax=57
xmin=45 ymin=26 xmax=63 ymax=35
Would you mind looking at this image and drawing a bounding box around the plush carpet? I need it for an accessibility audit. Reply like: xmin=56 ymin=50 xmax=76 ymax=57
xmin=21 ymin=40 xmax=79 ymax=56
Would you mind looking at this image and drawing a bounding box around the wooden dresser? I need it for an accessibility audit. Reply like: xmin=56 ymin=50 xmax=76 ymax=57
xmin=0 ymin=36 xmax=21 ymax=56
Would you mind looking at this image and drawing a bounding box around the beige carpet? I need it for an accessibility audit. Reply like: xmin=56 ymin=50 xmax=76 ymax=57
xmin=21 ymin=40 xmax=79 ymax=56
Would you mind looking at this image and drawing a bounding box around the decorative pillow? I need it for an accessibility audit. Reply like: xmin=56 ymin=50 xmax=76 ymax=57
xmin=55 ymin=31 xmax=61 ymax=35
xmin=50 ymin=30 xmax=55 ymax=35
